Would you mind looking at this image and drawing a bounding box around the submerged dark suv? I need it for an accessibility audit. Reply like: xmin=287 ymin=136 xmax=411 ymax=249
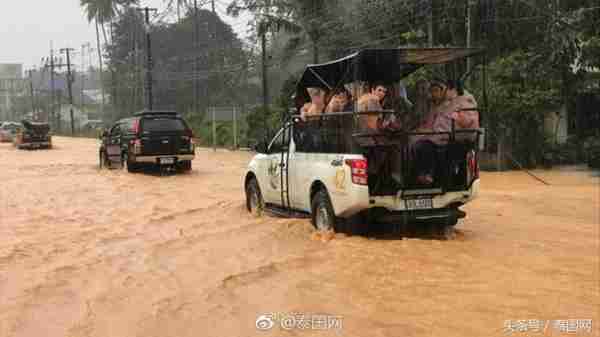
xmin=99 ymin=110 xmax=195 ymax=172
xmin=14 ymin=120 xmax=52 ymax=149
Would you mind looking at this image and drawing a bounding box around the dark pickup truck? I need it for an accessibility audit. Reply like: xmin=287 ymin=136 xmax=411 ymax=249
xmin=99 ymin=110 xmax=195 ymax=172
xmin=14 ymin=120 xmax=52 ymax=149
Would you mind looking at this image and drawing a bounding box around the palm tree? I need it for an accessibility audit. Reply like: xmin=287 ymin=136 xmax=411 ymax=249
xmin=228 ymin=0 xmax=328 ymax=64
xmin=161 ymin=0 xmax=193 ymax=22
xmin=80 ymin=0 xmax=138 ymax=110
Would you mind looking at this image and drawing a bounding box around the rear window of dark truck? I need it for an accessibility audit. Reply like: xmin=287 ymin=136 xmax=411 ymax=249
xmin=141 ymin=118 xmax=187 ymax=132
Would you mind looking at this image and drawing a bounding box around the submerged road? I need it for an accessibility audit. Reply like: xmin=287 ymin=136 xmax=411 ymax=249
xmin=0 ymin=137 xmax=598 ymax=337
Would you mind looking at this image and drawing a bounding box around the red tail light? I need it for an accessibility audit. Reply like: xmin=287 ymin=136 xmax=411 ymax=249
xmin=132 ymin=119 xmax=140 ymax=135
xmin=467 ymin=150 xmax=479 ymax=180
xmin=345 ymin=159 xmax=368 ymax=185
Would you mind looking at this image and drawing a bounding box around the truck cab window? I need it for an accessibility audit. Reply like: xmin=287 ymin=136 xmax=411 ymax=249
xmin=268 ymin=127 xmax=290 ymax=153
xmin=110 ymin=124 xmax=121 ymax=137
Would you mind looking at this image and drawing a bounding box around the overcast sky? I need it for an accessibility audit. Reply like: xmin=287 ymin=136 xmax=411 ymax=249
xmin=0 ymin=0 xmax=251 ymax=72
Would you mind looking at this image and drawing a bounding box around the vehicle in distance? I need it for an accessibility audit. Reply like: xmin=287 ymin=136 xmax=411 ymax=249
xmin=99 ymin=110 xmax=195 ymax=172
xmin=0 ymin=122 xmax=22 ymax=143
xmin=13 ymin=120 xmax=52 ymax=149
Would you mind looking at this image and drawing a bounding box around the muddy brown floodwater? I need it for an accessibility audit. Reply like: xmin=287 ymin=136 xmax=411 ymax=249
xmin=0 ymin=137 xmax=598 ymax=337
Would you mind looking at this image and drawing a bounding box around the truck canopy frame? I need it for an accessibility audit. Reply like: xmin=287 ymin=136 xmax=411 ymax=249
xmin=295 ymin=47 xmax=485 ymax=109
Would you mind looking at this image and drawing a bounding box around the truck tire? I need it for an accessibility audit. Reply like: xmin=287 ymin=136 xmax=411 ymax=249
xmin=311 ymin=190 xmax=336 ymax=232
xmin=99 ymin=151 xmax=106 ymax=169
xmin=123 ymin=153 xmax=139 ymax=173
xmin=246 ymin=178 xmax=264 ymax=217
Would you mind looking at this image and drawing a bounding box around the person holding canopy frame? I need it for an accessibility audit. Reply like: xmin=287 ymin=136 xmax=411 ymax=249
xmin=356 ymin=81 xmax=388 ymax=129
xmin=300 ymin=87 xmax=328 ymax=121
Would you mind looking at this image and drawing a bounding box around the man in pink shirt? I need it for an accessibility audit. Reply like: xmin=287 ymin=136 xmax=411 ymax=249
xmin=433 ymin=80 xmax=479 ymax=134
xmin=417 ymin=79 xmax=447 ymax=131
xmin=412 ymin=80 xmax=480 ymax=185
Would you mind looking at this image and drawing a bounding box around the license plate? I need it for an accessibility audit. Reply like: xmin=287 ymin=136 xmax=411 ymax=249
xmin=159 ymin=157 xmax=175 ymax=164
xmin=406 ymin=198 xmax=433 ymax=210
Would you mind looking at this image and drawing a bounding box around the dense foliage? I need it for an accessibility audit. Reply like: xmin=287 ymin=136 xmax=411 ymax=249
xmin=78 ymin=0 xmax=599 ymax=164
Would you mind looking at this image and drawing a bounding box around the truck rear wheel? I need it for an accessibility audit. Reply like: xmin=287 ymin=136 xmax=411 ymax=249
xmin=311 ymin=190 xmax=336 ymax=232
xmin=99 ymin=151 xmax=106 ymax=169
xmin=428 ymin=209 xmax=459 ymax=240
xmin=123 ymin=154 xmax=139 ymax=173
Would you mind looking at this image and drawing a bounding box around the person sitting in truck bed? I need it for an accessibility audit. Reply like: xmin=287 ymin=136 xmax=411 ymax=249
xmin=325 ymin=87 xmax=353 ymax=113
xmin=430 ymin=80 xmax=478 ymax=135
xmin=412 ymin=79 xmax=480 ymax=185
xmin=300 ymin=87 xmax=328 ymax=121
xmin=357 ymin=82 xmax=387 ymax=130
xmin=415 ymin=79 xmax=448 ymax=132
xmin=450 ymin=81 xmax=480 ymax=139
xmin=380 ymin=82 xmax=414 ymax=131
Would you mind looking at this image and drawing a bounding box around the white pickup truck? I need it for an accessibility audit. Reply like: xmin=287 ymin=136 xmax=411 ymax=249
xmin=244 ymin=47 xmax=486 ymax=234
xmin=244 ymin=115 xmax=482 ymax=233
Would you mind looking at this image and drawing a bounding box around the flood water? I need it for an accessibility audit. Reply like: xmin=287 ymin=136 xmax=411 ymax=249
xmin=0 ymin=137 xmax=598 ymax=337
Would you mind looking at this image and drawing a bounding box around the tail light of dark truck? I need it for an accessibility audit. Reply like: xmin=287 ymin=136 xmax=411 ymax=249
xmin=467 ymin=150 xmax=479 ymax=182
xmin=182 ymin=128 xmax=195 ymax=153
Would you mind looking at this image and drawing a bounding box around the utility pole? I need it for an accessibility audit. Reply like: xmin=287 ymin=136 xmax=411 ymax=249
xmin=138 ymin=7 xmax=158 ymax=111
xmin=465 ymin=0 xmax=472 ymax=73
xmin=50 ymin=48 xmax=56 ymax=126
xmin=232 ymin=106 xmax=237 ymax=149
xmin=28 ymin=69 xmax=36 ymax=119
xmin=261 ymin=28 xmax=269 ymax=116
xmin=211 ymin=0 xmax=219 ymax=112
xmin=81 ymin=43 xmax=87 ymax=113
xmin=427 ymin=0 xmax=434 ymax=47
xmin=94 ymin=18 xmax=105 ymax=119
xmin=312 ymin=1 xmax=319 ymax=64
xmin=46 ymin=46 xmax=71 ymax=133
xmin=194 ymin=0 xmax=199 ymax=113
xmin=44 ymin=42 xmax=58 ymax=126
xmin=61 ymin=48 xmax=75 ymax=135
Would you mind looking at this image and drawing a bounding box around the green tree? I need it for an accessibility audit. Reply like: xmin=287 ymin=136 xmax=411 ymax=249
xmin=228 ymin=0 xmax=335 ymax=64
xmin=106 ymin=6 xmax=260 ymax=140
xmin=80 ymin=0 xmax=138 ymax=118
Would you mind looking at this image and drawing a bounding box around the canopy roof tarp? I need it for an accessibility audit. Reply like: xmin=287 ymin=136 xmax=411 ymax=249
xmin=297 ymin=47 xmax=485 ymax=90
